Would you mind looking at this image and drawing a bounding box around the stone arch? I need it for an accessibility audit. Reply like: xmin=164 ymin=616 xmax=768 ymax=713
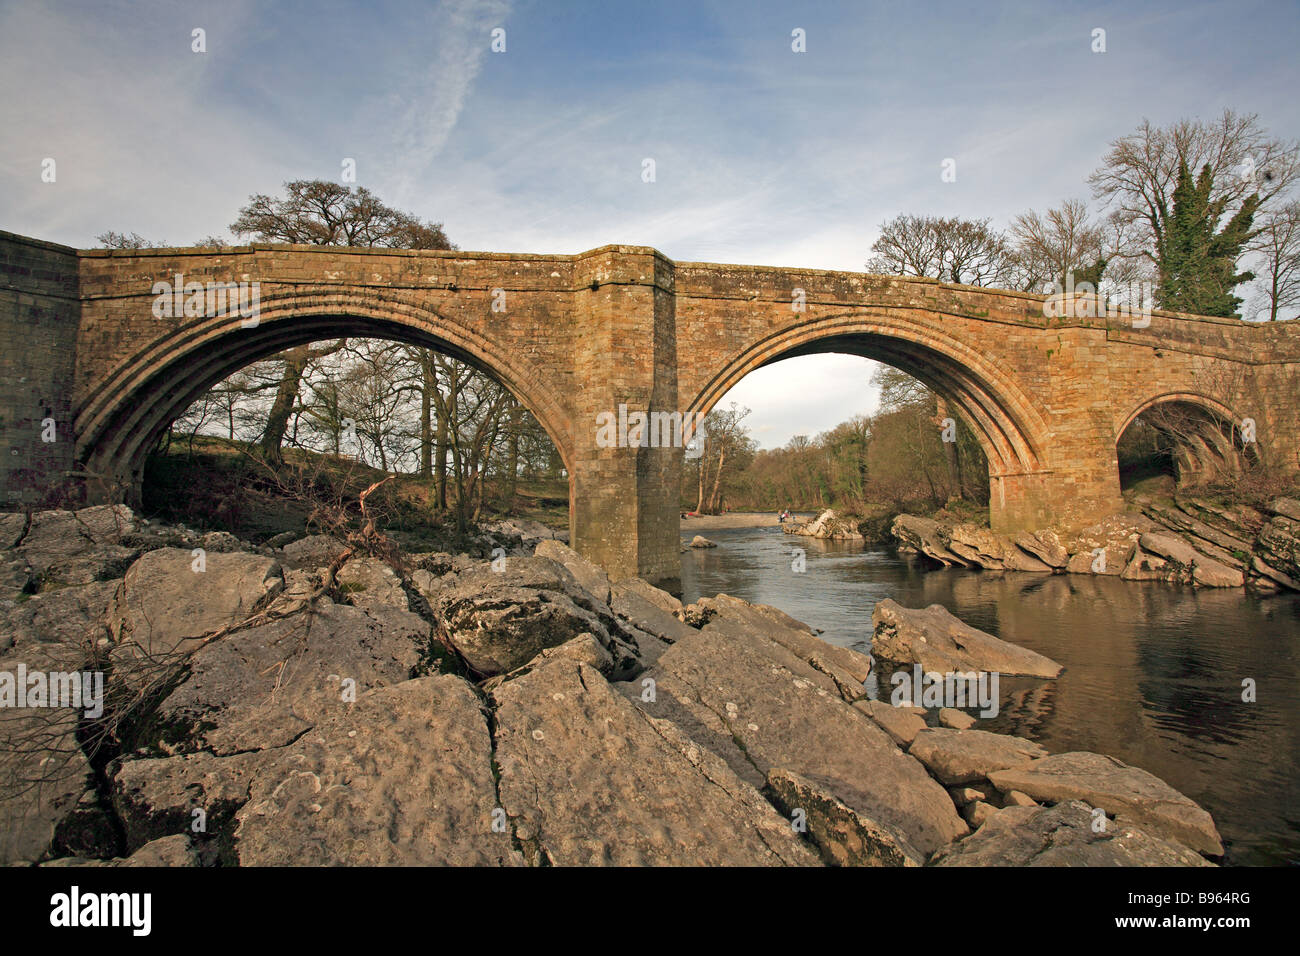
xmin=1114 ymin=391 xmax=1258 ymax=489
xmin=686 ymin=311 xmax=1050 ymax=482
xmin=75 ymin=290 xmax=575 ymax=504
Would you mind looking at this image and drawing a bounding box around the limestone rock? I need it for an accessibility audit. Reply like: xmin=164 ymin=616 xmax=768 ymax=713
xmin=1254 ymin=515 xmax=1300 ymax=590
xmin=151 ymin=602 xmax=425 ymax=755
xmin=492 ymin=657 xmax=818 ymax=866
xmin=336 ymin=556 xmax=410 ymax=611
xmin=855 ymin=699 xmax=927 ymax=747
xmin=42 ymin=833 xmax=199 ymax=867
xmin=0 ymin=512 xmax=26 ymax=550
xmin=1063 ymin=514 xmax=1151 ymax=576
xmin=987 ymin=751 xmax=1223 ymax=856
xmin=613 ymin=576 xmax=682 ymax=615
xmin=870 ymin=599 xmax=1062 ymax=678
xmin=534 ymin=539 xmax=611 ymax=604
xmin=699 ymin=593 xmax=871 ymax=700
xmin=108 ymin=548 xmax=284 ymax=661
xmin=427 ymin=558 xmax=640 ymax=677
xmin=939 ymin=707 xmax=976 ymax=730
xmin=766 ymin=767 xmax=922 ymax=866
xmin=639 ymin=621 xmax=967 ymax=856
xmin=234 ymin=675 xmax=520 ymax=866
xmin=276 ymin=534 xmax=346 ymax=571
xmin=891 ymin=514 xmax=971 ymax=567
xmin=1138 ymin=532 xmax=1243 ymax=587
xmin=610 ymin=583 xmax=697 ymax=644
xmin=1013 ymin=529 xmax=1069 ymax=568
xmin=0 ymin=579 xmax=116 ymax=654
xmin=908 ymin=727 xmax=1048 ymax=785
xmin=784 ymin=509 xmax=863 ymax=540
xmin=947 ymin=524 xmax=1052 ymax=572
xmin=931 ymin=800 xmax=1214 ymax=867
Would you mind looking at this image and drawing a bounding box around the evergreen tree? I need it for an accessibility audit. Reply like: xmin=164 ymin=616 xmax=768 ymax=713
xmin=1157 ymin=160 xmax=1259 ymax=316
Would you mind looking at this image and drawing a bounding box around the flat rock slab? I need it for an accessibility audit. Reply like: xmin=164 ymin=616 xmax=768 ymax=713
xmin=644 ymin=619 xmax=967 ymax=856
xmin=871 ymin=599 xmax=1062 ymax=678
xmin=699 ymin=593 xmax=872 ymax=700
xmin=152 ymin=602 xmax=425 ymax=755
xmin=109 ymin=548 xmax=284 ymax=659
xmin=234 ymin=675 xmax=519 ymax=865
xmin=909 ymin=728 xmax=1048 ymax=786
xmin=855 ymin=699 xmax=927 ymax=747
xmin=492 ymin=657 xmax=818 ymax=866
xmin=988 ymin=751 xmax=1223 ymax=856
xmin=931 ymin=800 xmax=1214 ymax=867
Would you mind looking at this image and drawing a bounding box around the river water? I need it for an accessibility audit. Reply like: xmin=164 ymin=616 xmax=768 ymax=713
xmin=679 ymin=525 xmax=1300 ymax=866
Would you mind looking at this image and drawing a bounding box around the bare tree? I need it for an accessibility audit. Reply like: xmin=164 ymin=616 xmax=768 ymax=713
xmin=1248 ymin=201 xmax=1300 ymax=321
xmin=1009 ymin=199 xmax=1107 ymax=291
xmin=866 ymin=215 xmax=1016 ymax=287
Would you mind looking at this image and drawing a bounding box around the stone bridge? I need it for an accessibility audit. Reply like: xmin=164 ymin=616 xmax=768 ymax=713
xmin=3 ymin=229 xmax=1298 ymax=588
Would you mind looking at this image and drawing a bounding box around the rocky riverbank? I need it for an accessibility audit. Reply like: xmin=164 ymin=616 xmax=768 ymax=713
xmin=891 ymin=496 xmax=1300 ymax=591
xmin=0 ymin=504 xmax=1223 ymax=866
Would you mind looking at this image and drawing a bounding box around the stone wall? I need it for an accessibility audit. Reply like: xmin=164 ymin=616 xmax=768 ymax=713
xmin=0 ymin=232 xmax=79 ymax=506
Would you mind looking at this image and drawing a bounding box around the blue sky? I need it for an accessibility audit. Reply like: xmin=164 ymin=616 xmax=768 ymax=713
xmin=2 ymin=0 xmax=1297 ymax=447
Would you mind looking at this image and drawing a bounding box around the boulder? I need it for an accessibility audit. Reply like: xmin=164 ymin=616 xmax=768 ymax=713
xmin=785 ymin=509 xmax=863 ymax=540
xmin=0 ymin=512 xmax=26 ymax=549
xmin=931 ymin=800 xmax=1214 ymax=867
xmin=18 ymin=505 xmax=139 ymax=586
xmin=870 ymin=599 xmax=1062 ymax=678
xmin=689 ymin=535 xmax=717 ymax=549
xmin=42 ymin=833 xmax=199 ymax=867
xmin=0 ymin=579 xmax=116 ymax=654
xmin=908 ymin=728 xmax=1048 ymax=785
xmin=149 ymin=602 xmax=425 ymax=755
xmin=890 ymin=514 xmax=970 ymax=567
xmin=108 ymin=549 xmax=284 ymax=661
xmin=492 ymin=657 xmax=818 ymax=866
xmin=637 ymin=620 xmax=967 ymax=856
xmin=1137 ymin=532 xmax=1244 ymax=587
xmin=1254 ymin=515 xmax=1300 ymax=590
xmin=0 ymin=686 xmax=93 ymax=865
xmin=947 ymin=525 xmax=1052 ymax=572
xmin=534 ymin=539 xmax=611 ymax=604
xmin=613 ymin=576 xmax=683 ymax=615
xmin=987 ymin=751 xmax=1223 ymax=856
xmin=426 ymin=558 xmax=640 ymax=677
xmin=939 ymin=708 xmax=977 ymax=730
xmin=336 ymin=556 xmax=410 ymax=611
xmin=766 ymin=768 xmax=922 ymax=866
xmin=1013 ymin=530 xmax=1069 ymax=568
xmin=276 ymin=534 xmax=346 ymax=571
xmin=610 ymin=584 xmax=697 ymax=644
xmin=234 ymin=675 xmax=521 ymax=866
xmin=697 ymin=594 xmax=871 ymax=700
xmin=1063 ymin=514 xmax=1151 ymax=576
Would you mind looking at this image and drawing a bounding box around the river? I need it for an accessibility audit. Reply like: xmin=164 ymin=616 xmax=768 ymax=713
xmin=679 ymin=524 xmax=1300 ymax=866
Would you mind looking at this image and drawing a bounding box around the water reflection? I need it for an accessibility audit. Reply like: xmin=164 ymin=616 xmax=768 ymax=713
xmin=680 ymin=525 xmax=1300 ymax=866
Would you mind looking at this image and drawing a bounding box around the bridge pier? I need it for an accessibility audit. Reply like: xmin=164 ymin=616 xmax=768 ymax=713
xmin=566 ymin=248 xmax=682 ymax=590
